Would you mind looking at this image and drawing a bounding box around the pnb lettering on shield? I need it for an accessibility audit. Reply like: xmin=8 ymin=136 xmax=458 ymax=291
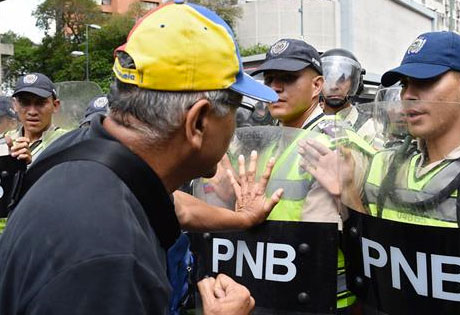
xmin=362 ymin=237 xmax=460 ymax=302
xmin=212 ymin=238 xmax=297 ymax=282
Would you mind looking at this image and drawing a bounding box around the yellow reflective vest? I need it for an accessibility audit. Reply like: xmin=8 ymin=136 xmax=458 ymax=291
xmin=365 ymin=150 xmax=458 ymax=228
xmin=260 ymin=116 xmax=376 ymax=310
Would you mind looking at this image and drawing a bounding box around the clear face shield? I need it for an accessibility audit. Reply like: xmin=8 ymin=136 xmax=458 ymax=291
xmin=321 ymin=56 xmax=362 ymax=106
xmin=337 ymin=100 xmax=460 ymax=315
xmin=236 ymin=97 xmax=275 ymax=127
xmin=374 ymin=85 xmax=402 ymax=102
xmin=338 ymin=100 xmax=460 ymax=218
xmin=54 ymin=81 xmax=104 ymax=129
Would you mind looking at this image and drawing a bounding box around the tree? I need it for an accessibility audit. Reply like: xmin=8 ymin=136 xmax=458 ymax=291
xmin=126 ymin=2 xmax=150 ymax=21
xmin=0 ymin=32 xmax=39 ymax=91
xmin=191 ymin=0 xmax=242 ymax=29
xmin=33 ymin=0 xmax=104 ymax=44
xmin=87 ymin=14 xmax=135 ymax=91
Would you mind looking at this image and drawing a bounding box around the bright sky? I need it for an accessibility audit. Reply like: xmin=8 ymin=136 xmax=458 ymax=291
xmin=0 ymin=0 xmax=47 ymax=44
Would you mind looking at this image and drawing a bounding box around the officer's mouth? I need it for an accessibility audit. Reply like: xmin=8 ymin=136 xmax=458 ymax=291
xmin=26 ymin=119 xmax=41 ymax=125
xmin=403 ymin=109 xmax=425 ymax=122
xmin=271 ymin=99 xmax=286 ymax=106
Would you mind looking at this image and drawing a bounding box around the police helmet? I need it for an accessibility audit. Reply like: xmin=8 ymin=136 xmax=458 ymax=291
xmin=321 ymin=48 xmax=365 ymax=107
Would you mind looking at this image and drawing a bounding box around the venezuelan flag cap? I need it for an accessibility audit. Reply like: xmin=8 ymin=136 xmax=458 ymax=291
xmin=113 ymin=0 xmax=277 ymax=103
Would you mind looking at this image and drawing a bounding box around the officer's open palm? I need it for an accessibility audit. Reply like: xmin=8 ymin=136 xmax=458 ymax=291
xmin=298 ymin=139 xmax=355 ymax=197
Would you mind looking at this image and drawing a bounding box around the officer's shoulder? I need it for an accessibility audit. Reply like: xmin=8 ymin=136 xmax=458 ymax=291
xmin=34 ymin=127 xmax=90 ymax=164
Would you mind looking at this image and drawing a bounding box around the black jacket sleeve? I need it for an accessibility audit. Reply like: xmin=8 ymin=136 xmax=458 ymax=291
xmin=25 ymin=254 xmax=170 ymax=315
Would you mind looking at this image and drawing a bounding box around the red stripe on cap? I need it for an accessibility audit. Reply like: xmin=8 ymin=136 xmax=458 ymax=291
xmin=113 ymin=1 xmax=174 ymax=58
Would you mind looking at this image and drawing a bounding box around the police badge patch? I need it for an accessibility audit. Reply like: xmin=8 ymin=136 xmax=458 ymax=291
xmin=94 ymin=97 xmax=108 ymax=109
xmin=407 ymin=37 xmax=427 ymax=55
xmin=23 ymin=74 xmax=38 ymax=85
xmin=270 ymin=40 xmax=290 ymax=56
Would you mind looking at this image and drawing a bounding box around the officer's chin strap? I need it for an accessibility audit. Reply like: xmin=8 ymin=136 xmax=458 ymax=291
xmin=376 ymin=135 xmax=414 ymax=218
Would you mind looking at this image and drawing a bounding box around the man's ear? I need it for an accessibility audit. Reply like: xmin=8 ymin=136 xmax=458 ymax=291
xmin=312 ymin=75 xmax=324 ymax=99
xmin=52 ymin=98 xmax=61 ymax=114
xmin=12 ymin=98 xmax=19 ymax=113
xmin=184 ymin=98 xmax=212 ymax=150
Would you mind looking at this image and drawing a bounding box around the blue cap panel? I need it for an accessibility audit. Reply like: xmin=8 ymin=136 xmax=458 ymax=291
xmin=381 ymin=31 xmax=460 ymax=86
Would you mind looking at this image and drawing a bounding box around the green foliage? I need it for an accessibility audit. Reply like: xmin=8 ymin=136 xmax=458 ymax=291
xmin=1 ymin=32 xmax=39 ymax=91
xmin=240 ymin=43 xmax=270 ymax=57
xmin=33 ymin=0 xmax=103 ymax=43
xmin=192 ymin=0 xmax=242 ymax=28
xmin=1 ymin=2 xmax=135 ymax=93
xmin=88 ymin=14 xmax=135 ymax=92
xmin=1 ymin=0 xmax=243 ymax=94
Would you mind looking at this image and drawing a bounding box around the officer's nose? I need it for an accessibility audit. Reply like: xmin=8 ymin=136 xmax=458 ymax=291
xmin=401 ymin=83 xmax=417 ymax=101
xmin=269 ymin=78 xmax=284 ymax=94
xmin=26 ymin=105 xmax=39 ymax=115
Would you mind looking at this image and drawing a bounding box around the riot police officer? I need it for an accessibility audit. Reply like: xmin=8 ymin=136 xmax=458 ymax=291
xmin=303 ymin=30 xmax=460 ymax=226
xmin=321 ymin=48 xmax=377 ymax=145
xmin=251 ymin=38 xmax=375 ymax=313
xmin=300 ymin=31 xmax=460 ymax=314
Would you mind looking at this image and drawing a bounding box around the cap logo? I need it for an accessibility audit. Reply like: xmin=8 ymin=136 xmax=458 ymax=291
xmin=270 ymin=40 xmax=289 ymax=56
xmin=311 ymin=57 xmax=320 ymax=67
xmin=23 ymin=74 xmax=38 ymax=85
xmin=94 ymin=97 xmax=108 ymax=108
xmin=407 ymin=37 xmax=426 ymax=55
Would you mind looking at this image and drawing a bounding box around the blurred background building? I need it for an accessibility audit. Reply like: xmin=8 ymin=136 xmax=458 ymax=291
xmin=235 ymin=0 xmax=460 ymax=81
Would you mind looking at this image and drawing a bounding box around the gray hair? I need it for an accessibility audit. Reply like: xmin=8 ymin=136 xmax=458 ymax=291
xmin=107 ymin=79 xmax=239 ymax=143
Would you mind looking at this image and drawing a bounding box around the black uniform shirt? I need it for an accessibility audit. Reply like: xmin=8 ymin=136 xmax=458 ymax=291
xmin=0 ymin=115 xmax=176 ymax=314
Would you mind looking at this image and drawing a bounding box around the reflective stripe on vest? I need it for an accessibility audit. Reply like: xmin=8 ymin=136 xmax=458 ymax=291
xmin=366 ymin=151 xmax=459 ymax=227
xmin=266 ymin=130 xmax=328 ymax=221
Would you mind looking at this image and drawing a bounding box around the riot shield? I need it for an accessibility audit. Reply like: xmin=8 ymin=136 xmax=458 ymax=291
xmin=54 ymin=81 xmax=103 ymax=129
xmin=339 ymin=101 xmax=460 ymax=314
xmin=0 ymin=138 xmax=26 ymax=218
xmin=191 ymin=126 xmax=339 ymax=315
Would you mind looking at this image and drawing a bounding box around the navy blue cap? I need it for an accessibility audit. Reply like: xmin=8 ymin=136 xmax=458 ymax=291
xmin=381 ymin=31 xmax=460 ymax=87
xmin=79 ymin=95 xmax=108 ymax=126
xmin=0 ymin=96 xmax=17 ymax=119
xmin=13 ymin=73 xmax=57 ymax=98
xmin=252 ymin=39 xmax=322 ymax=76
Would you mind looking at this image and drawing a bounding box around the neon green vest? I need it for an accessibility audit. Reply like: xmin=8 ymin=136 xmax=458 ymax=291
xmin=265 ymin=116 xmax=376 ymax=221
xmin=262 ymin=117 xmax=375 ymax=309
xmin=366 ymin=150 xmax=458 ymax=228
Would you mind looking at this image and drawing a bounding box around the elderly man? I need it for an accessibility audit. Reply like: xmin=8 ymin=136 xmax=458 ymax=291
xmin=0 ymin=2 xmax=280 ymax=314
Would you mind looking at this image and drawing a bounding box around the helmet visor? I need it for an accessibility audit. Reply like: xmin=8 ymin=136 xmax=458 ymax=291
xmin=321 ymin=56 xmax=362 ymax=99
